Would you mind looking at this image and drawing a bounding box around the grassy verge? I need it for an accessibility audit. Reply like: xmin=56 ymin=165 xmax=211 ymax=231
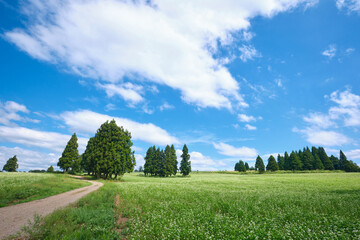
xmin=24 ymin=172 xmax=360 ymax=239
xmin=0 ymin=172 xmax=90 ymax=207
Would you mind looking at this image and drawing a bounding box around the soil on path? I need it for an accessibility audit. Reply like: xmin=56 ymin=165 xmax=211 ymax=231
xmin=0 ymin=176 xmax=103 ymax=239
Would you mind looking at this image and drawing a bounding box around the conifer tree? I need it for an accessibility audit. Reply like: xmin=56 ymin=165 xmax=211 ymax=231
xmin=302 ymin=148 xmax=314 ymax=170
xmin=171 ymin=144 xmax=178 ymax=175
xmin=3 ymin=155 xmax=18 ymax=172
xmin=245 ymin=162 xmax=249 ymax=171
xmin=255 ymin=155 xmax=265 ymax=173
xmin=290 ymin=151 xmax=302 ymax=170
xmin=238 ymin=160 xmax=246 ymax=172
xmin=284 ymin=151 xmax=291 ymax=170
xmin=266 ymin=155 xmax=279 ymax=171
xmin=318 ymin=147 xmax=334 ymax=170
xmin=234 ymin=162 xmax=239 ymax=171
xmin=58 ymin=133 xmax=79 ymax=172
xmin=313 ymin=154 xmax=324 ymax=170
xmin=277 ymin=154 xmax=285 ymax=170
xmin=330 ymin=155 xmax=341 ymax=170
xmin=180 ymin=144 xmax=191 ymax=176
xmin=339 ymin=150 xmax=347 ymax=171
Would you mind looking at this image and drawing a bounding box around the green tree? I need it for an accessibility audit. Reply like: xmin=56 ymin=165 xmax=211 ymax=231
xmin=330 ymin=155 xmax=341 ymax=170
xmin=3 ymin=155 xmax=18 ymax=172
xmin=339 ymin=150 xmax=347 ymax=171
xmin=238 ymin=160 xmax=246 ymax=172
xmin=255 ymin=155 xmax=265 ymax=173
xmin=47 ymin=165 xmax=54 ymax=173
xmin=58 ymin=133 xmax=79 ymax=172
xmin=277 ymin=154 xmax=285 ymax=170
xmin=318 ymin=147 xmax=334 ymax=170
xmin=234 ymin=162 xmax=239 ymax=171
xmin=171 ymin=144 xmax=178 ymax=175
xmin=284 ymin=151 xmax=291 ymax=170
xmin=302 ymin=148 xmax=314 ymax=170
xmin=313 ymin=154 xmax=324 ymax=170
xmin=266 ymin=155 xmax=279 ymax=171
xmin=245 ymin=162 xmax=249 ymax=171
xmin=180 ymin=144 xmax=191 ymax=176
xmin=289 ymin=152 xmax=302 ymax=170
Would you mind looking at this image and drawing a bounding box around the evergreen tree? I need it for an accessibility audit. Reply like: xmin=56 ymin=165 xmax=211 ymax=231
xmin=302 ymin=148 xmax=314 ymax=170
xmin=339 ymin=150 xmax=347 ymax=171
xmin=171 ymin=144 xmax=178 ymax=175
xmin=3 ymin=155 xmax=18 ymax=172
xmin=284 ymin=151 xmax=291 ymax=170
xmin=234 ymin=162 xmax=239 ymax=171
xmin=164 ymin=145 xmax=173 ymax=176
xmin=180 ymin=144 xmax=191 ymax=176
xmin=313 ymin=154 xmax=324 ymax=170
xmin=245 ymin=162 xmax=249 ymax=171
xmin=318 ymin=147 xmax=334 ymax=170
xmin=238 ymin=160 xmax=246 ymax=172
xmin=330 ymin=155 xmax=341 ymax=170
xmin=266 ymin=155 xmax=279 ymax=171
xmin=255 ymin=155 xmax=265 ymax=173
xmin=277 ymin=154 xmax=285 ymax=170
xmin=289 ymin=151 xmax=302 ymax=170
xmin=47 ymin=165 xmax=54 ymax=173
xmin=82 ymin=137 xmax=96 ymax=175
xmin=58 ymin=133 xmax=79 ymax=172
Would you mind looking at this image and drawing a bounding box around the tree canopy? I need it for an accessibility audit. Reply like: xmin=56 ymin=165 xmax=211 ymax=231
xmin=180 ymin=144 xmax=191 ymax=176
xmin=3 ymin=155 xmax=18 ymax=172
xmin=57 ymin=133 xmax=79 ymax=172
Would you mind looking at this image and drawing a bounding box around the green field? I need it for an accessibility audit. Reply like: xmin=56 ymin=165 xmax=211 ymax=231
xmin=21 ymin=172 xmax=360 ymax=239
xmin=0 ymin=172 xmax=90 ymax=207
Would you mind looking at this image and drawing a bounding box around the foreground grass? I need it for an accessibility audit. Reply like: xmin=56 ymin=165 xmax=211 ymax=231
xmin=26 ymin=172 xmax=360 ymax=239
xmin=0 ymin=172 xmax=90 ymax=207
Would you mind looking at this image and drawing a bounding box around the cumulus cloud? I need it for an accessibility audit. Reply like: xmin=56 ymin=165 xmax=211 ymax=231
xmin=0 ymin=146 xmax=59 ymax=171
xmin=0 ymin=126 xmax=88 ymax=152
xmin=238 ymin=114 xmax=258 ymax=122
xmin=345 ymin=149 xmax=360 ymax=160
xmin=0 ymin=101 xmax=39 ymax=125
xmin=5 ymin=0 xmax=316 ymax=110
xmin=97 ymin=82 xmax=144 ymax=104
xmin=329 ymin=90 xmax=360 ymax=127
xmin=303 ymin=112 xmax=335 ymax=129
xmin=322 ymin=44 xmax=337 ymax=59
xmin=159 ymin=102 xmax=174 ymax=111
xmin=293 ymin=127 xmax=351 ymax=146
xmin=60 ymin=110 xmax=179 ymax=145
xmin=213 ymin=142 xmax=258 ymax=160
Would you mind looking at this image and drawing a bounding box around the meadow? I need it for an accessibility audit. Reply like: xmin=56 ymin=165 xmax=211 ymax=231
xmin=0 ymin=172 xmax=90 ymax=207
xmin=18 ymin=172 xmax=360 ymax=239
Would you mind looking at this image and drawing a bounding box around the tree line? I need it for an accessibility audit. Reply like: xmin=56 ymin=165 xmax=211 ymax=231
xmin=144 ymin=144 xmax=191 ymax=176
xmin=234 ymin=146 xmax=360 ymax=173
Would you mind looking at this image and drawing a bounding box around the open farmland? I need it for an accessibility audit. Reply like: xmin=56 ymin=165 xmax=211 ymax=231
xmin=0 ymin=172 xmax=90 ymax=207
xmin=25 ymin=172 xmax=360 ymax=239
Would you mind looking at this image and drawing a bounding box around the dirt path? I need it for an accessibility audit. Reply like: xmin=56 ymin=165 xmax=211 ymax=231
xmin=0 ymin=177 xmax=103 ymax=239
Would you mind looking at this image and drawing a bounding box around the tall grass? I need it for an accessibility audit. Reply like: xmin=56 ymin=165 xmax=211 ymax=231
xmin=26 ymin=172 xmax=360 ymax=239
xmin=0 ymin=172 xmax=90 ymax=207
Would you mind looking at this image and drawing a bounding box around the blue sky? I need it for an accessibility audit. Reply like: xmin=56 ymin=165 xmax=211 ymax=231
xmin=1 ymin=0 xmax=360 ymax=171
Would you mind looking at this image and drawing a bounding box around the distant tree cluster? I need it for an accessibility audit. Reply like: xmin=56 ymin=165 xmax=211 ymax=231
xmin=236 ymin=146 xmax=359 ymax=173
xmin=144 ymin=144 xmax=191 ymax=177
xmin=234 ymin=160 xmax=249 ymax=172
xmin=2 ymin=155 xmax=18 ymax=172
xmin=80 ymin=120 xmax=136 ymax=179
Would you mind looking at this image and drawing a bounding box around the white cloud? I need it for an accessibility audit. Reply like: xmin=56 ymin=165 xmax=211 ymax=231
xmin=322 ymin=44 xmax=336 ymax=59
xmin=274 ymin=78 xmax=283 ymax=88
xmin=213 ymin=142 xmax=258 ymax=160
xmin=159 ymin=102 xmax=174 ymax=111
xmin=245 ymin=124 xmax=257 ymax=130
xmin=293 ymin=127 xmax=351 ymax=146
xmin=242 ymin=31 xmax=255 ymax=42
xmin=60 ymin=110 xmax=179 ymax=145
xmin=98 ymin=82 xmax=144 ymax=104
xmin=238 ymin=113 xmax=260 ymax=122
xmin=134 ymin=154 xmax=145 ymax=167
xmin=345 ymin=48 xmax=355 ymax=55
xmin=329 ymin=90 xmax=360 ymax=108
xmin=0 ymin=101 xmax=39 ymax=126
xmin=176 ymin=149 xmax=220 ymax=171
xmin=5 ymin=0 xmax=316 ymax=110
xmin=0 ymin=126 xmax=88 ymax=152
xmin=345 ymin=149 xmax=360 ymax=160
xmin=336 ymin=0 xmax=360 ymax=13
xmin=329 ymin=90 xmax=360 ymax=127
xmin=303 ymin=112 xmax=335 ymax=129
xmin=239 ymin=44 xmax=261 ymax=62
xmin=0 ymin=146 xmax=59 ymax=171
